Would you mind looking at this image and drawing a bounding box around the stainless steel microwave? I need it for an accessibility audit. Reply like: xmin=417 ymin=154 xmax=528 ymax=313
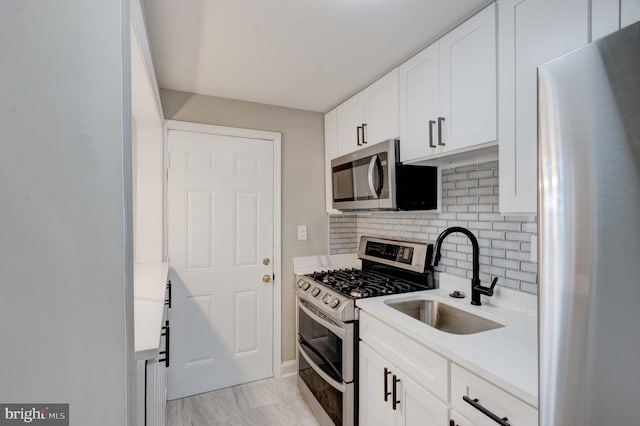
xmin=331 ymin=140 xmax=438 ymax=211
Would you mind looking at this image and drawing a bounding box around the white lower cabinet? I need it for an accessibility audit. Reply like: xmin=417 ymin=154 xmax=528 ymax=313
xmin=359 ymin=310 xmax=537 ymax=426
xmin=359 ymin=342 xmax=448 ymax=426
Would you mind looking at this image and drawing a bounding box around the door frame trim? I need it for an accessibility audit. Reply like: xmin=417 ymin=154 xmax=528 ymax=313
xmin=163 ymin=119 xmax=283 ymax=379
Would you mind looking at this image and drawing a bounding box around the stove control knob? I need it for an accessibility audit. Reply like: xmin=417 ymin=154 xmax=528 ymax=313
xmin=322 ymin=294 xmax=332 ymax=304
xmin=296 ymin=279 xmax=305 ymax=289
xmin=302 ymin=282 xmax=311 ymax=291
xmin=311 ymin=287 xmax=321 ymax=297
xmin=329 ymin=298 xmax=340 ymax=309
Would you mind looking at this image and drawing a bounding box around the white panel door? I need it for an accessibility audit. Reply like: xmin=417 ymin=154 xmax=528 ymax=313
xmin=167 ymin=129 xmax=274 ymax=399
xmin=498 ymin=0 xmax=588 ymax=214
xmin=439 ymin=3 xmax=496 ymax=153
xmin=399 ymin=42 xmax=441 ymax=163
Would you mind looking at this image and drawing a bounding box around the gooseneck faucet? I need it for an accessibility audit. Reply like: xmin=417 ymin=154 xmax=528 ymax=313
xmin=431 ymin=226 xmax=498 ymax=306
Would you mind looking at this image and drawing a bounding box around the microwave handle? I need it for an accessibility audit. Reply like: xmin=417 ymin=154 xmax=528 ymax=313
xmin=367 ymin=155 xmax=382 ymax=199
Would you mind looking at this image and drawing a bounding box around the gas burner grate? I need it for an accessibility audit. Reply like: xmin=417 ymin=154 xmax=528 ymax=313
xmin=308 ymin=268 xmax=427 ymax=299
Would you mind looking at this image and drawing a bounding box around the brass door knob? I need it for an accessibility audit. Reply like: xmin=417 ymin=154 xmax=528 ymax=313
xmin=262 ymin=258 xmax=270 ymax=266
xmin=262 ymin=274 xmax=271 ymax=284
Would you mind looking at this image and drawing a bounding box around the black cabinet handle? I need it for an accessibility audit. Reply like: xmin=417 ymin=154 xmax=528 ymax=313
xmin=392 ymin=375 xmax=400 ymax=410
xmin=159 ymin=320 xmax=170 ymax=367
xmin=463 ymin=396 xmax=510 ymax=426
xmin=356 ymin=126 xmax=362 ymax=146
xmin=362 ymin=123 xmax=367 ymax=144
xmin=438 ymin=117 xmax=445 ymax=146
xmin=165 ymin=280 xmax=172 ymax=308
xmin=383 ymin=367 xmax=392 ymax=401
xmin=449 ymin=420 xmax=456 ymax=426
xmin=429 ymin=120 xmax=436 ymax=148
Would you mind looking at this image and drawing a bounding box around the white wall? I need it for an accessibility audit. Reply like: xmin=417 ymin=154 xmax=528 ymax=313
xmin=0 ymin=1 xmax=134 ymax=424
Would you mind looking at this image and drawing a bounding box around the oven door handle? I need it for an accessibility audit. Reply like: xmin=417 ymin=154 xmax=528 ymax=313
xmin=298 ymin=338 xmax=346 ymax=393
xmin=298 ymin=300 xmax=346 ymax=339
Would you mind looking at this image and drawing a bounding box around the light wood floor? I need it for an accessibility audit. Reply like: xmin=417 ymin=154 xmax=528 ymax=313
xmin=167 ymin=375 xmax=320 ymax=426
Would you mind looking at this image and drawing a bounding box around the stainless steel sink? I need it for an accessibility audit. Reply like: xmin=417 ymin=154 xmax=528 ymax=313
xmin=385 ymin=299 xmax=504 ymax=335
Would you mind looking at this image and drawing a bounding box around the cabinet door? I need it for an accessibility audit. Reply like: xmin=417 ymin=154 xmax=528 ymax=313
xmin=621 ymin=0 xmax=640 ymax=26
xmin=498 ymin=0 xmax=588 ymax=214
xmin=591 ymin=0 xmax=620 ymax=40
xmin=359 ymin=343 xmax=396 ymax=426
xmin=439 ymin=3 xmax=497 ymax=153
xmin=337 ymin=92 xmax=366 ymax=156
xmin=394 ymin=369 xmax=449 ymax=426
xmin=365 ymin=68 xmax=399 ymax=145
xmin=324 ymin=109 xmax=340 ymax=213
xmin=399 ymin=42 xmax=440 ymax=163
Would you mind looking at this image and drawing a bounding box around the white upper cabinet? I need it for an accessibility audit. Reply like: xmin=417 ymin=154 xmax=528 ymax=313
xmin=622 ymin=0 xmax=640 ymax=26
xmin=365 ymin=68 xmax=400 ymax=147
xmin=400 ymin=3 xmax=497 ymax=163
xmin=438 ymin=3 xmax=497 ymax=153
xmin=498 ymin=0 xmax=589 ymax=214
xmin=336 ymin=91 xmax=366 ymax=156
xmin=592 ymin=0 xmax=640 ymax=40
xmin=336 ymin=68 xmax=399 ymax=157
xmin=399 ymin=43 xmax=441 ymax=162
xmin=591 ymin=0 xmax=621 ymax=40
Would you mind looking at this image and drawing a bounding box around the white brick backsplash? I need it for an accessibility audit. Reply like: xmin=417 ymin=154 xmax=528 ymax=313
xmin=329 ymin=161 xmax=538 ymax=293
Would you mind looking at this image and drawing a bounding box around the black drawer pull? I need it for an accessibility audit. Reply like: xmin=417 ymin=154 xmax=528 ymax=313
xmin=158 ymin=320 xmax=170 ymax=367
xmin=383 ymin=367 xmax=391 ymax=401
xmin=392 ymin=375 xmax=400 ymax=410
xmin=437 ymin=117 xmax=445 ymax=146
xmin=463 ymin=395 xmax=510 ymax=426
xmin=428 ymin=120 xmax=436 ymax=148
xmin=165 ymin=280 xmax=172 ymax=308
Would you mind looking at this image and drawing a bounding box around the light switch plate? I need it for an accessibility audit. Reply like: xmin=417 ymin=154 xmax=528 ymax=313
xmin=297 ymin=225 xmax=307 ymax=241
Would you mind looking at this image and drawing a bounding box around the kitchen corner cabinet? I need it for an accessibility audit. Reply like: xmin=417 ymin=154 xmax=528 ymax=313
xmin=336 ymin=68 xmax=399 ymax=156
xmin=498 ymin=0 xmax=588 ymax=214
xmin=399 ymin=3 xmax=497 ymax=163
xmin=359 ymin=343 xmax=448 ymax=426
xmin=324 ymin=108 xmax=340 ymax=213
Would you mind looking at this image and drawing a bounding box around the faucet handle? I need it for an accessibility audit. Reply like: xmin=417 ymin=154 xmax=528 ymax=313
xmin=490 ymin=277 xmax=498 ymax=290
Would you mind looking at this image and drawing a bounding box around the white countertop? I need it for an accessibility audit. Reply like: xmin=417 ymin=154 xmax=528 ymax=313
xmin=356 ymin=275 xmax=538 ymax=407
xmin=134 ymin=262 xmax=169 ymax=360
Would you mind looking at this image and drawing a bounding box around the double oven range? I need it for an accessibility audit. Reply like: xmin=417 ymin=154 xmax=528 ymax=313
xmin=296 ymin=236 xmax=435 ymax=426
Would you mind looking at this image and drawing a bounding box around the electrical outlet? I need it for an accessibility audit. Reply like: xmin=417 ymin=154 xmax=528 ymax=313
xmin=297 ymin=225 xmax=307 ymax=241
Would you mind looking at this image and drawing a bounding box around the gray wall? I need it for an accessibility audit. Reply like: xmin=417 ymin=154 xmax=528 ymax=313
xmin=160 ymin=89 xmax=328 ymax=363
xmin=0 ymin=1 xmax=134 ymax=424
xmin=330 ymin=160 xmax=539 ymax=294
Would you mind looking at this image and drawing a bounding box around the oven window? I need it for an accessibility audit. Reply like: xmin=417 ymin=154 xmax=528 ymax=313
xmin=299 ymin=349 xmax=343 ymax=426
xmin=298 ymin=305 xmax=343 ymax=382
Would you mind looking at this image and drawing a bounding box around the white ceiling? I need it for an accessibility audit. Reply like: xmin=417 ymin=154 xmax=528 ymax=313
xmin=143 ymin=0 xmax=492 ymax=113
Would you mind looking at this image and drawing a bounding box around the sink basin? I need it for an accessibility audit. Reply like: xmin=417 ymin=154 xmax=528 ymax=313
xmin=385 ymin=299 xmax=504 ymax=335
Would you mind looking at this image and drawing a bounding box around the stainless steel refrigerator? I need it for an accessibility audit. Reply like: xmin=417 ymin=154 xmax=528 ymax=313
xmin=538 ymin=22 xmax=640 ymax=425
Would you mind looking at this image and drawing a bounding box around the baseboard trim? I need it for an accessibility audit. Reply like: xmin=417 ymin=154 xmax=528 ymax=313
xmin=281 ymin=359 xmax=297 ymax=377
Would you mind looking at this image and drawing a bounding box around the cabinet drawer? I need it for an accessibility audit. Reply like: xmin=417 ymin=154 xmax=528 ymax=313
xmin=451 ymin=364 xmax=537 ymax=426
xmin=360 ymin=311 xmax=448 ymax=401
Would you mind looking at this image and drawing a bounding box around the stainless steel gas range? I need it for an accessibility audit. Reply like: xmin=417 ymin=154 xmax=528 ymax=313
xmin=296 ymin=236 xmax=435 ymax=426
